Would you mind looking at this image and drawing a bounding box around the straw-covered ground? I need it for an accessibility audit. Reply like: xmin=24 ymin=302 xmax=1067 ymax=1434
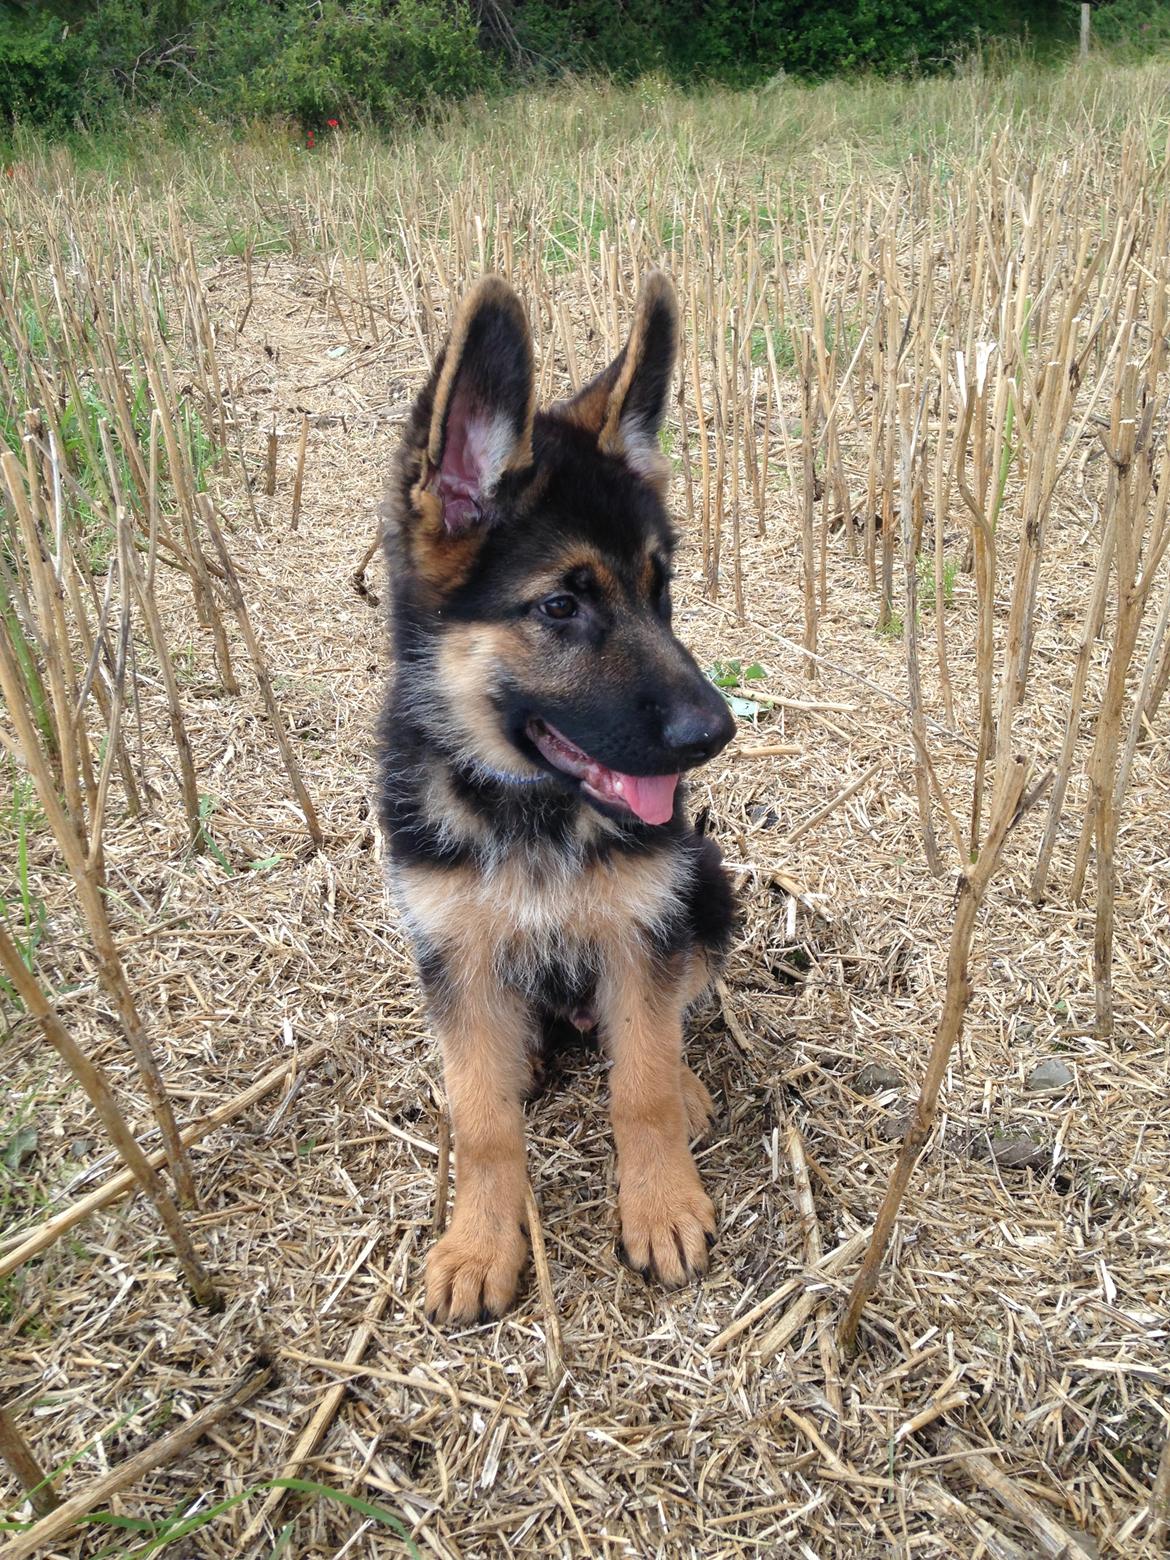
xmin=2 ymin=63 xmax=1169 ymax=1558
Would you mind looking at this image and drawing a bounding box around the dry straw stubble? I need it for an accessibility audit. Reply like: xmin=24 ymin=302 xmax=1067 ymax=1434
xmin=2 ymin=60 xmax=1169 ymax=1558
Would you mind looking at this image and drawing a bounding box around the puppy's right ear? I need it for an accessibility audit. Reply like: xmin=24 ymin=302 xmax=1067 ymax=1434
xmin=418 ymin=278 xmax=535 ymax=534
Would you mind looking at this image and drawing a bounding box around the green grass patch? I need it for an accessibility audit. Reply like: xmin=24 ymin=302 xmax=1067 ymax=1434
xmin=3 ymin=1470 xmax=421 ymax=1556
xmin=917 ymin=551 xmax=959 ymax=609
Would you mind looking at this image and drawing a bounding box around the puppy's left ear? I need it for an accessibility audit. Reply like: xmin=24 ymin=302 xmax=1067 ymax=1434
xmin=553 ymin=270 xmax=678 ymax=491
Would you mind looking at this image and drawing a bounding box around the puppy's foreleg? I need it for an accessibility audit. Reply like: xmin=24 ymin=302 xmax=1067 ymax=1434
xmin=425 ymin=979 xmax=532 ymax=1324
xmin=601 ymin=952 xmax=716 ymax=1286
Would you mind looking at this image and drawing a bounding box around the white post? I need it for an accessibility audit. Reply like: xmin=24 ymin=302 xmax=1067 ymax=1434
xmin=1080 ymin=3 xmax=1092 ymax=60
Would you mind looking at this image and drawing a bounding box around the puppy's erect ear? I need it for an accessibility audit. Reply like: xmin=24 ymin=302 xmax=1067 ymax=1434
xmin=553 ymin=270 xmax=678 ymax=491
xmin=423 ymin=278 xmax=535 ymax=533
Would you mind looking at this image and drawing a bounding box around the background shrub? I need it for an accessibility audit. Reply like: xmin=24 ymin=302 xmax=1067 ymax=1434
xmin=2 ymin=0 xmax=493 ymax=130
xmin=508 ymin=0 xmax=1075 ymax=84
xmin=262 ymin=0 xmax=493 ymax=122
xmin=1091 ymin=0 xmax=1170 ymax=56
xmin=0 ymin=4 xmax=80 ymax=130
xmin=0 ymin=0 xmax=1161 ymax=135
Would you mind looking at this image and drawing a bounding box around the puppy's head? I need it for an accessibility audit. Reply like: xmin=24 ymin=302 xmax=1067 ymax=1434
xmin=384 ymin=273 xmax=733 ymax=826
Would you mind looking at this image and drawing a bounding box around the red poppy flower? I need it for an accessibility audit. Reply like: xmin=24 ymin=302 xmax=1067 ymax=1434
xmin=327 ymin=118 xmax=339 ymax=128
xmin=306 ymin=129 xmax=316 ymax=149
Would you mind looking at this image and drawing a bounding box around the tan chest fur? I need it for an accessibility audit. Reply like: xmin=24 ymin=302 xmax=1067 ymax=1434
xmin=393 ymin=846 xmax=684 ymax=989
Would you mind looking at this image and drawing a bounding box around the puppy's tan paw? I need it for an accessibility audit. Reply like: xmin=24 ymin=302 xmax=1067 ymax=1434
xmin=425 ymin=1214 xmax=528 ymax=1325
xmin=617 ymin=1152 xmax=716 ymax=1287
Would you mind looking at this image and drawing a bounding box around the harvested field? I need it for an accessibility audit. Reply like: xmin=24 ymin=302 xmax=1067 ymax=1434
xmin=2 ymin=62 xmax=1169 ymax=1558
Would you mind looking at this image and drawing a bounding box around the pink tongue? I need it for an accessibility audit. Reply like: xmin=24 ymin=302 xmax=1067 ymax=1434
xmin=618 ymin=772 xmax=678 ymax=826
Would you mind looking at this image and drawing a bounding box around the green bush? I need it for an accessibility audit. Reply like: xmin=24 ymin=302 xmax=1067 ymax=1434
xmin=510 ymin=0 xmax=664 ymax=79
xmin=1091 ymin=0 xmax=1170 ymax=56
xmin=255 ymin=0 xmax=493 ymax=121
xmin=510 ymin=0 xmax=1074 ymax=85
xmin=2 ymin=0 xmax=1157 ymax=135
xmin=104 ymin=1 xmax=282 ymax=113
xmin=2 ymin=0 xmax=492 ymax=130
xmin=768 ymin=1 xmax=987 ymax=78
xmin=0 ymin=4 xmax=79 ymax=129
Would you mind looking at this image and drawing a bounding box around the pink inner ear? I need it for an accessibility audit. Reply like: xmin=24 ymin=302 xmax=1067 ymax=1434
xmin=431 ymin=388 xmax=499 ymax=535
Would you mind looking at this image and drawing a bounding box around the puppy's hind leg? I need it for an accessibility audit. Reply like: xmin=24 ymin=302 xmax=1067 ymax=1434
xmin=680 ymin=1064 xmax=717 ymax=1140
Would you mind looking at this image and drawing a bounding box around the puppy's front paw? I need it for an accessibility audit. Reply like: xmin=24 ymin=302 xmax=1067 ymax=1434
xmin=617 ymin=1151 xmax=716 ymax=1288
xmin=425 ymin=1213 xmax=528 ymax=1325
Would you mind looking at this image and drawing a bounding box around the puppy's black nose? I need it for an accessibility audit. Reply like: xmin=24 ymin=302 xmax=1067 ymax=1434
xmin=663 ymin=697 xmax=735 ymax=767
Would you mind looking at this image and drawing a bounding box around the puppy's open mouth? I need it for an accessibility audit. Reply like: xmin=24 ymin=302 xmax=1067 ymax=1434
xmin=526 ymin=719 xmax=678 ymax=825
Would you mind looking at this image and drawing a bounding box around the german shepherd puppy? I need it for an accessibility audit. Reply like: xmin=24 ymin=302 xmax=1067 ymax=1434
xmin=377 ymin=272 xmax=736 ymax=1324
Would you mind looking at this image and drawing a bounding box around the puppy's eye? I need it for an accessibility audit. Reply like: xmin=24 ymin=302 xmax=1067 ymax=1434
xmin=538 ymin=594 xmax=578 ymax=621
